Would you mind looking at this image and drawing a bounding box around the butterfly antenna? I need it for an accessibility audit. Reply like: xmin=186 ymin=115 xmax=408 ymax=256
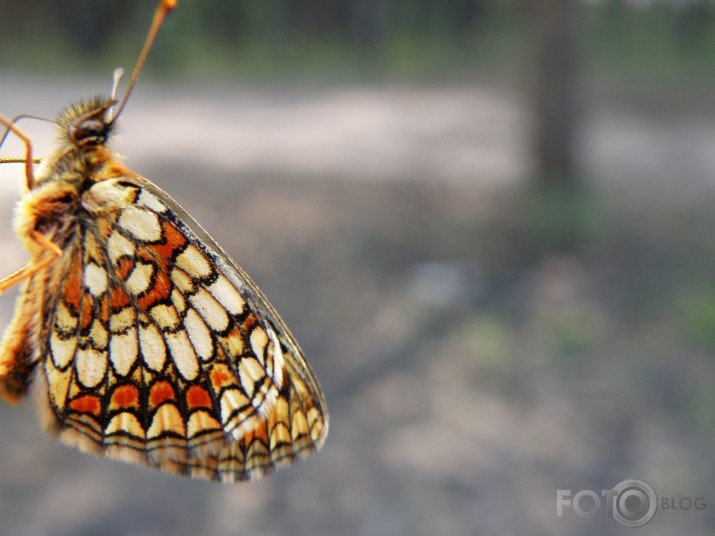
xmin=0 ymin=114 xmax=59 ymax=188
xmin=107 ymin=67 xmax=125 ymax=118
xmin=109 ymin=0 xmax=177 ymax=124
xmin=0 ymin=113 xmax=35 ymax=188
xmin=0 ymin=114 xmax=57 ymax=151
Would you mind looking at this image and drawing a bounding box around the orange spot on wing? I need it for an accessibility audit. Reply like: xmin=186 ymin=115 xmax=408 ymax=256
xmin=149 ymin=381 xmax=175 ymax=408
xmin=116 ymin=258 xmax=134 ymax=280
xmin=111 ymin=258 xmax=137 ymax=311
xmin=80 ymin=294 xmax=94 ymax=329
xmin=69 ymin=394 xmax=102 ymax=416
xmin=243 ymin=424 xmax=269 ymax=444
xmin=186 ymin=385 xmax=212 ymax=410
xmin=137 ymin=269 xmax=171 ymax=310
xmin=243 ymin=313 xmax=258 ymax=331
xmin=255 ymin=426 xmax=269 ymax=444
xmin=63 ymin=260 xmax=82 ymax=311
xmin=111 ymin=384 xmax=140 ymax=410
xmin=210 ymin=364 xmax=234 ymax=390
xmin=110 ymin=287 xmax=131 ymax=310
xmin=99 ymin=297 xmax=110 ymax=323
xmin=137 ymin=249 xmax=152 ymax=262
xmin=149 ymin=221 xmax=187 ymax=261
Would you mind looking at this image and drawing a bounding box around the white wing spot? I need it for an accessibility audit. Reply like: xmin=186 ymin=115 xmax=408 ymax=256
xmin=50 ymin=331 xmax=77 ymax=369
xmin=150 ymin=304 xmax=180 ymax=331
xmin=75 ymin=348 xmax=107 ymax=388
xmin=137 ymin=190 xmax=166 ymax=213
xmin=219 ymin=389 xmax=253 ymax=432
xmin=170 ymin=268 xmax=195 ymax=294
xmin=125 ymin=261 xmax=155 ymax=296
xmin=208 ymin=274 xmax=246 ymax=316
xmin=249 ymin=326 xmax=268 ymax=365
xmin=187 ymin=411 xmax=222 ymax=439
xmin=110 ymin=328 xmax=139 ymax=376
xmin=108 ymin=231 xmax=136 ymax=265
xmin=166 ymin=331 xmax=199 ymax=381
xmin=184 ymin=308 xmax=213 ymax=361
xmin=105 ymin=412 xmax=144 ymax=439
xmin=266 ymin=326 xmax=285 ymax=388
xmin=45 ymin=358 xmax=73 ymax=410
xmin=176 ymin=245 xmax=212 ymax=279
xmin=238 ymin=357 xmax=265 ymax=397
xmin=110 ymin=307 xmax=136 ymax=334
xmin=139 ymin=323 xmax=167 ymax=372
xmin=119 ymin=206 xmax=162 ymax=242
xmin=171 ymin=289 xmax=187 ymax=314
xmin=189 ymin=288 xmax=229 ymax=332
xmin=83 ymin=263 xmax=108 ymax=297
xmin=148 ymin=404 xmax=185 ymax=438
xmin=54 ymin=301 xmax=78 ymax=332
xmin=89 ymin=319 xmax=108 ymax=350
xmin=81 ymin=180 xmax=136 ymax=213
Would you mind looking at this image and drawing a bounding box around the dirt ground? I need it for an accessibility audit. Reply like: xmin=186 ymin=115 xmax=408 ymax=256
xmin=0 ymin=75 xmax=714 ymax=536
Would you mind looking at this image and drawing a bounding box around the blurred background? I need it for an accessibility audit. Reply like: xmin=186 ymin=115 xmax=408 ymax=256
xmin=1 ymin=0 xmax=714 ymax=534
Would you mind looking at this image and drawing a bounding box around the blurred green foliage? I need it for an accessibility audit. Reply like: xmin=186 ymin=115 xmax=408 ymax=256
xmin=679 ymin=282 xmax=715 ymax=352
xmin=519 ymin=185 xmax=609 ymax=253
xmin=1 ymin=0 xmax=715 ymax=79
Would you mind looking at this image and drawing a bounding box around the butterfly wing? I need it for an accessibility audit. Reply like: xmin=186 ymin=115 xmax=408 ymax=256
xmin=37 ymin=175 xmax=328 ymax=482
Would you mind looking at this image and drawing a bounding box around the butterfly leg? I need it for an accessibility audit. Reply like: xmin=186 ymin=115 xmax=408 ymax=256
xmin=0 ymin=112 xmax=35 ymax=190
xmin=0 ymin=231 xmax=62 ymax=294
xmin=0 ymin=231 xmax=60 ymax=401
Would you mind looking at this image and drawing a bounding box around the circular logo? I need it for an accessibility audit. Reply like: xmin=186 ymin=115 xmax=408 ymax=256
xmin=612 ymin=479 xmax=657 ymax=528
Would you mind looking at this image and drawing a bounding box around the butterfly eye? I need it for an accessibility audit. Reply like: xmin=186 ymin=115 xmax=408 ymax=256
xmin=70 ymin=118 xmax=107 ymax=146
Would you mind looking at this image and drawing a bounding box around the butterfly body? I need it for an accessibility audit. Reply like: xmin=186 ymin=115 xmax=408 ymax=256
xmin=0 ymin=94 xmax=328 ymax=481
xmin=1 ymin=97 xmax=121 ymax=401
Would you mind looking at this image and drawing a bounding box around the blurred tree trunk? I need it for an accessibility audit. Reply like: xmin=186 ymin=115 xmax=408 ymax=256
xmin=530 ymin=0 xmax=581 ymax=188
xmin=452 ymin=0 xmax=485 ymax=47
xmin=350 ymin=0 xmax=387 ymax=56
xmin=59 ymin=0 xmax=131 ymax=55
xmin=676 ymin=2 xmax=714 ymax=52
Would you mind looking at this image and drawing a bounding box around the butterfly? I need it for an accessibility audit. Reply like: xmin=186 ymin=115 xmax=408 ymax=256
xmin=0 ymin=0 xmax=328 ymax=482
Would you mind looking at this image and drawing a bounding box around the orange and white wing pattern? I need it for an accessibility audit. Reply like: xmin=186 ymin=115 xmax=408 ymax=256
xmin=37 ymin=176 xmax=328 ymax=482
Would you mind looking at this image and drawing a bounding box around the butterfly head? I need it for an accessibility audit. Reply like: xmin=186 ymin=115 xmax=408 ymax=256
xmin=60 ymin=96 xmax=116 ymax=149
